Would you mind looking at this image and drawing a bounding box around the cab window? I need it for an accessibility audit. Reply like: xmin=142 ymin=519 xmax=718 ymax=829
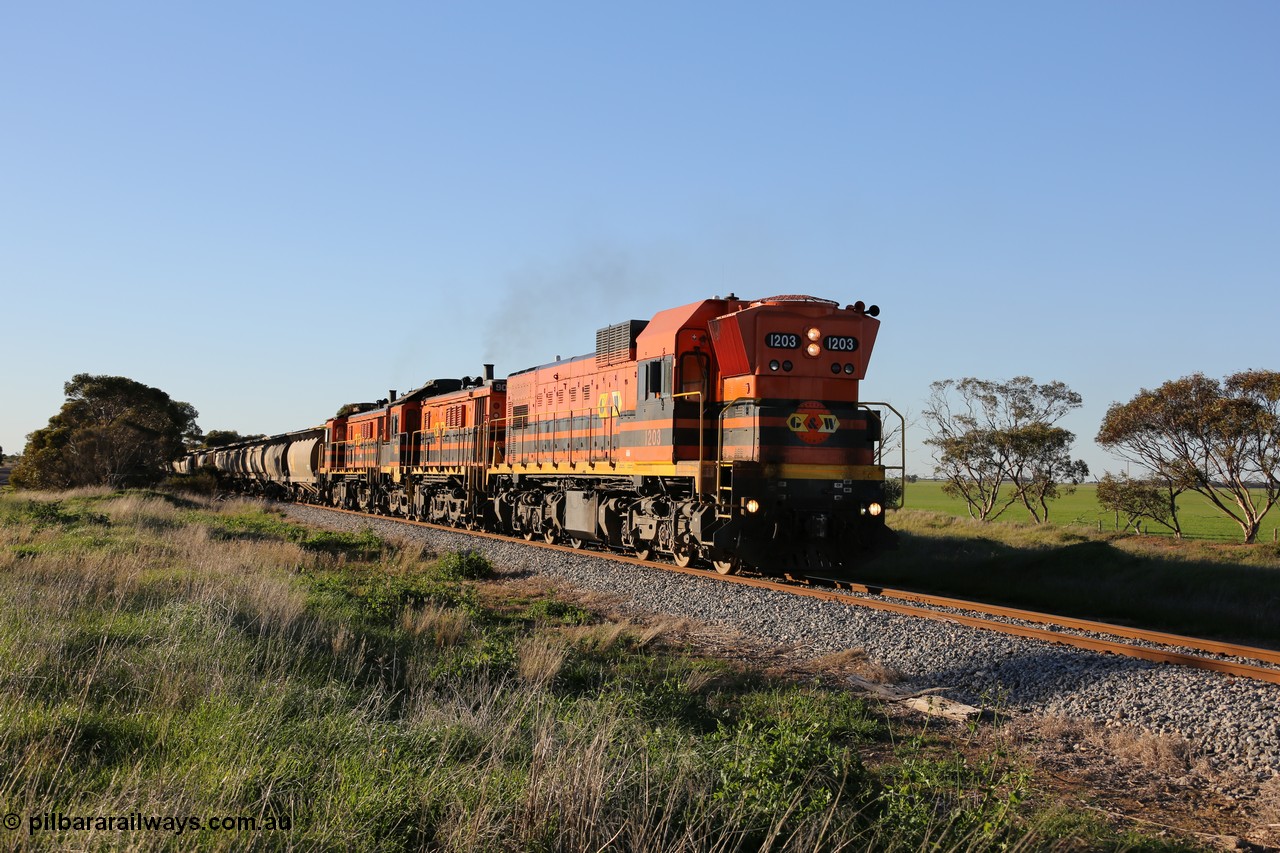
xmin=679 ymin=352 xmax=709 ymax=398
xmin=640 ymin=357 xmax=672 ymax=399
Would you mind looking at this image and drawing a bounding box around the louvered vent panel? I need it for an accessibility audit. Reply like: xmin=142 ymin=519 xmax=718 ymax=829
xmin=595 ymin=320 xmax=649 ymax=366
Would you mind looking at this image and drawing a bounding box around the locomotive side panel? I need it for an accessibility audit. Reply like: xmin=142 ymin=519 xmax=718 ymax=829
xmin=503 ymin=356 xmax=635 ymax=470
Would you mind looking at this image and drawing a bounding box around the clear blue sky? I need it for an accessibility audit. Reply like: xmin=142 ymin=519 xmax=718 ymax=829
xmin=3 ymin=2 xmax=1277 ymax=479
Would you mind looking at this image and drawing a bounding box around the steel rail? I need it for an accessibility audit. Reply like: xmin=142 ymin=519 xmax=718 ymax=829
xmin=814 ymin=580 xmax=1280 ymax=668
xmin=299 ymin=505 xmax=1280 ymax=686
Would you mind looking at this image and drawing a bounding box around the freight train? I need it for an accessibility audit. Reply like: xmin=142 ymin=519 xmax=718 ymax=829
xmin=174 ymin=294 xmax=901 ymax=574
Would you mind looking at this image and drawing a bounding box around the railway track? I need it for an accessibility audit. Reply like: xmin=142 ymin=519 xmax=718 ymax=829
xmin=305 ymin=503 xmax=1280 ymax=687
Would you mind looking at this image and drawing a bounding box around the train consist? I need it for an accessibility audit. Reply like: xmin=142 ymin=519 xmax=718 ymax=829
xmin=175 ymin=294 xmax=899 ymax=574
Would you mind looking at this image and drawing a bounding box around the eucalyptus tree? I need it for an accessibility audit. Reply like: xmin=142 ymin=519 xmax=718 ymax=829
xmin=923 ymin=376 xmax=1087 ymax=522
xmin=1095 ymin=472 xmax=1184 ymax=537
xmin=1097 ymin=370 xmax=1280 ymax=543
xmin=10 ymin=374 xmax=200 ymax=490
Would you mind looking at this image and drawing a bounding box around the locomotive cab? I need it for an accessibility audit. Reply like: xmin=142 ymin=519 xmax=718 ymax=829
xmin=703 ymin=295 xmax=893 ymax=571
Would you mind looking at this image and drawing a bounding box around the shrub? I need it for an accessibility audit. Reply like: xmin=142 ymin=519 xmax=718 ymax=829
xmin=434 ymin=550 xmax=492 ymax=581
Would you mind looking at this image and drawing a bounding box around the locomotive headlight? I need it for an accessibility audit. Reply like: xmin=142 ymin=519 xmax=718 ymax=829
xmin=866 ymin=502 xmax=883 ymax=517
xmin=805 ymin=343 xmax=821 ymax=357
xmin=745 ymin=499 xmax=760 ymax=514
xmin=806 ymin=327 xmax=821 ymax=342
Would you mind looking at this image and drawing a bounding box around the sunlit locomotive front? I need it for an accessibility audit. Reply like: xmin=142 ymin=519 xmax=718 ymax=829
xmin=705 ymin=295 xmax=894 ymax=570
xmin=185 ymin=293 xmax=897 ymax=576
xmin=488 ymin=294 xmax=896 ymax=574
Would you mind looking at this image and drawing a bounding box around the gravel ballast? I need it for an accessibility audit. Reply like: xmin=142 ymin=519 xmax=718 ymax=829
xmin=282 ymin=505 xmax=1280 ymax=780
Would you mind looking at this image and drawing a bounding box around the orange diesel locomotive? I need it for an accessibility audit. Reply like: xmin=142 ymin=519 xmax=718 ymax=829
xmin=189 ymin=294 xmax=899 ymax=574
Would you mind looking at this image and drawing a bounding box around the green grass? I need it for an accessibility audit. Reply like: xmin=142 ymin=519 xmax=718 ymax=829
xmin=903 ymin=480 xmax=1280 ymax=543
xmin=865 ymin=514 xmax=1280 ymax=646
xmin=0 ymin=488 xmax=1203 ymax=851
xmin=866 ymin=482 xmax=1280 ymax=646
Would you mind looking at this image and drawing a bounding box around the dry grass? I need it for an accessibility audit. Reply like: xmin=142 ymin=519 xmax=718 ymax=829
xmin=1104 ymin=727 xmax=1194 ymax=775
xmin=401 ymin=602 xmax=471 ymax=646
xmin=808 ymin=648 xmax=905 ymax=684
xmin=1253 ymin=775 xmax=1280 ymax=835
xmin=517 ymin=633 xmax=569 ymax=686
xmin=557 ymin=620 xmax=630 ymax=651
xmin=1032 ymin=715 xmax=1197 ymax=777
xmin=635 ymin=615 xmax=699 ymax=647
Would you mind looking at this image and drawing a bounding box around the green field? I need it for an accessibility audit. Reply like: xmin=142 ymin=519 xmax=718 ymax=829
xmin=900 ymin=480 xmax=1280 ymax=544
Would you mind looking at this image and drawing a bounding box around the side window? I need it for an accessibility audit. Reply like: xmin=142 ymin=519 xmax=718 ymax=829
xmin=679 ymin=352 xmax=709 ymax=397
xmin=642 ymin=357 xmax=672 ymax=399
xmin=645 ymin=361 xmax=661 ymax=399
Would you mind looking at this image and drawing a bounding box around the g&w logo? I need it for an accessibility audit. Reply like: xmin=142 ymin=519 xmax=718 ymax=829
xmin=787 ymin=401 xmax=839 ymax=445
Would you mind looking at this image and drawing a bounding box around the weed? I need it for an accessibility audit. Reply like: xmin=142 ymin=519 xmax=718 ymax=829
xmin=433 ymin=549 xmax=493 ymax=580
xmin=522 ymin=596 xmax=591 ymax=625
xmin=873 ymin=751 xmax=1029 ymax=848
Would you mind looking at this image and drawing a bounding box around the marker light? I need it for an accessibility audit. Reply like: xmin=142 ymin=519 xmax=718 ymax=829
xmin=844 ymin=363 xmax=855 ymax=374
xmin=805 ymin=343 xmax=820 ymax=357
xmin=769 ymin=360 xmax=780 ymax=371
xmin=830 ymin=363 xmax=841 ymax=374
xmin=782 ymin=360 xmax=793 ymax=371
xmin=745 ymin=499 xmax=760 ymax=514
xmin=806 ymin=327 xmax=821 ymax=342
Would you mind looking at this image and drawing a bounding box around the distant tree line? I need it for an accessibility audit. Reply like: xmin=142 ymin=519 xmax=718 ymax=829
xmin=200 ymin=429 xmax=266 ymax=448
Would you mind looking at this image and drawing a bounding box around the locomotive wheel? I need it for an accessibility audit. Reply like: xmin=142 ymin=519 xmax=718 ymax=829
xmin=634 ymin=546 xmax=652 ymax=561
xmin=568 ymin=537 xmax=584 ymax=550
xmin=522 ymin=530 xmax=535 ymax=541
xmin=712 ymin=557 xmax=740 ymax=576
xmin=543 ymin=529 xmax=557 ymax=544
xmin=672 ymin=543 xmax=693 ymax=568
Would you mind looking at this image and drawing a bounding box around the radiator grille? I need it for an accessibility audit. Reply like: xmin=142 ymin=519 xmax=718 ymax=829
xmin=595 ymin=320 xmax=648 ymax=366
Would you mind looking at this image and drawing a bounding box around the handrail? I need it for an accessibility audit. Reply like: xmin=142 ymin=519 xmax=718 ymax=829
xmin=326 ymin=438 xmax=380 ymax=470
xmin=486 ymin=403 xmax=621 ymax=470
xmin=671 ymin=390 xmax=704 ymax=493
xmin=717 ymin=397 xmax=755 ymax=503
xmin=859 ymin=400 xmax=906 ymax=507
